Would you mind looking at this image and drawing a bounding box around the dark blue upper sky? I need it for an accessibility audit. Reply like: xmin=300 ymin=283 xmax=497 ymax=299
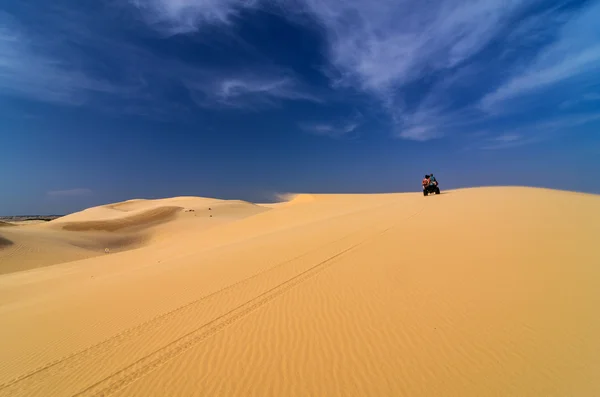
xmin=1 ymin=0 xmax=599 ymax=215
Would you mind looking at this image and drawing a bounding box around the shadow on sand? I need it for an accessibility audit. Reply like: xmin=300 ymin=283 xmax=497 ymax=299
xmin=0 ymin=235 xmax=14 ymax=249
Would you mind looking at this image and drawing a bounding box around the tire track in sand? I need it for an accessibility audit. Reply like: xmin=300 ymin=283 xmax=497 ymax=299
xmin=1 ymin=199 xmax=423 ymax=397
xmin=0 ymin=201 xmax=390 ymax=392
xmin=73 ymin=204 xmax=424 ymax=397
xmin=0 ymin=230 xmax=363 ymax=396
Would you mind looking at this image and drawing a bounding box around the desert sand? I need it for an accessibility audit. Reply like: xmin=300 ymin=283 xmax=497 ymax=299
xmin=0 ymin=187 xmax=599 ymax=396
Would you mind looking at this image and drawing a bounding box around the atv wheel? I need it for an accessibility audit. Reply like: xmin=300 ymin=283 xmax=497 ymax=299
xmin=423 ymin=190 xmax=428 ymax=196
xmin=435 ymin=187 xmax=440 ymax=194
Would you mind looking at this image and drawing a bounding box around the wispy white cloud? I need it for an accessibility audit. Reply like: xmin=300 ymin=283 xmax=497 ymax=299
xmin=4 ymin=0 xmax=600 ymax=147
xmin=391 ymin=67 xmax=488 ymax=141
xmin=281 ymin=0 xmax=600 ymax=141
xmin=128 ymin=0 xmax=528 ymax=98
xmin=299 ymin=111 xmax=362 ymax=138
xmin=480 ymin=1 xmax=600 ymax=111
xmin=559 ymin=92 xmax=600 ymax=109
xmin=264 ymin=0 xmax=587 ymax=142
xmin=285 ymin=0 xmax=525 ymax=96
xmin=481 ymin=47 xmax=600 ymax=110
xmin=128 ymin=0 xmax=259 ymax=35
xmin=215 ymin=76 xmax=320 ymax=103
xmin=186 ymin=73 xmax=322 ymax=110
xmin=584 ymin=93 xmax=600 ymax=100
xmin=480 ymin=113 xmax=600 ymax=150
xmin=47 ymin=188 xmax=93 ymax=197
xmin=495 ymin=133 xmax=521 ymax=143
xmin=300 ymin=121 xmax=359 ymax=139
xmin=0 ymin=13 xmax=125 ymax=105
xmin=479 ymin=136 xmax=541 ymax=150
xmin=0 ymin=7 xmax=318 ymax=113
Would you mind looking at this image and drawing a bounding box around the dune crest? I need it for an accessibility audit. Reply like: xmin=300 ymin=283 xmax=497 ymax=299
xmin=0 ymin=187 xmax=599 ymax=397
xmin=0 ymin=196 xmax=266 ymax=274
xmin=59 ymin=206 xmax=182 ymax=232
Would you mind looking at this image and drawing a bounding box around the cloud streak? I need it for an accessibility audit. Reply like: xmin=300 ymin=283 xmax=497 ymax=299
xmin=47 ymin=188 xmax=93 ymax=197
xmin=0 ymin=13 xmax=126 ymax=105
xmin=300 ymin=121 xmax=359 ymax=139
xmin=282 ymin=0 xmax=600 ymax=141
xmin=187 ymin=73 xmax=322 ymax=110
xmin=128 ymin=0 xmax=259 ymax=35
xmin=299 ymin=111 xmax=363 ymax=138
xmin=480 ymin=1 xmax=600 ymax=111
xmin=2 ymin=0 xmax=600 ymax=147
xmin=288 ymin=0 xmax=524 ymax=93
xmin=479 ymin=112 xmax=600 ymax=150
xmin=0 ymin=5 xmax=320 ymax=115
xmin=560 ymin=93 xmax=600 ymax=109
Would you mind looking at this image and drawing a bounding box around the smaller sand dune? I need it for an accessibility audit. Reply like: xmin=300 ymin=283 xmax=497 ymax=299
xmin=59 ymin=206 xmax=182 ymax=232
xmin=106 ymin=196 xmax=219 ymax=212
xmin=50 ymin=196 xmax=264 ymax=234
xmin=1 ymin=196 xmax=268 ymax=275
xmin=50 ymin=196 xmax=229 ymax=225
xmin=0 ymin=221 xmax=16 ymax=227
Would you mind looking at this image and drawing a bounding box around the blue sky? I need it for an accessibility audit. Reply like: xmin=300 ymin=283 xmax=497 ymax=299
xmin=1 ymin=0 xmax=599 ymax=215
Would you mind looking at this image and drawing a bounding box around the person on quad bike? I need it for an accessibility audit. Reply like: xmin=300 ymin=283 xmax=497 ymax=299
xmin=422 ymin=173 xmax=440 ymax=196
xmin=422 ymin=175 xmax=430 ymax=188
xmin=429 ymin=173 xmax=438 ymax=187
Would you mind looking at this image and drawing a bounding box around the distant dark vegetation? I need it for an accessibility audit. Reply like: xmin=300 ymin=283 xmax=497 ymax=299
xmin=0 ymin=215 xmax=64 ymax=222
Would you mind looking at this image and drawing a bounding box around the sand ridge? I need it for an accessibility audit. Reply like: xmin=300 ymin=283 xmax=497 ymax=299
xmin=58 ymin=206 xmax=183 ymax=232
xmin=0 ymin=187 xmax=599 ymax=396
xmin=0 ymin=196 xmax=267 ymax=274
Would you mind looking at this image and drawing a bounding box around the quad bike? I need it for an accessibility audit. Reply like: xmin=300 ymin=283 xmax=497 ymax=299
xmin=423 ymin=182 xmax=440 ymax=196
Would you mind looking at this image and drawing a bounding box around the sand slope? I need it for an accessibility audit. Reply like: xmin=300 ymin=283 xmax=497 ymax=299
xmin=0 ymin=196 xmax=266 ymax=274
xmin=0 ymin=187 xmax=599 ymax=396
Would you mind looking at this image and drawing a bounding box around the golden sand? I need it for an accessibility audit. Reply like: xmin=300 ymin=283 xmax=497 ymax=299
xmin=0 ymin=187 xmax=598 ymax=396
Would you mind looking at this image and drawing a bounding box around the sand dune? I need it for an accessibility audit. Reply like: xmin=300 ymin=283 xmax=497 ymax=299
xmin=58 ymin=206 xmax=183 ymax=232
xmin=0 ymin=187 xmax=599 ymax=396
xmin=0 ymin=197 xmax=266 ymax=274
